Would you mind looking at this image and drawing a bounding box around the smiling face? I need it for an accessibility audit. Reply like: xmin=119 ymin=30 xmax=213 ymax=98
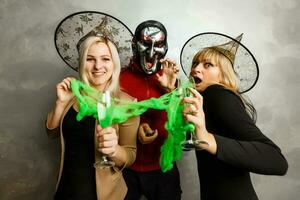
xmin=84 ymin=42 xmax=114 ymax=91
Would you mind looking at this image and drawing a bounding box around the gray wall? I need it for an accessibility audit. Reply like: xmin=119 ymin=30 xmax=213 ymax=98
xmin=0 ymin=0 xmax=299 ymax=199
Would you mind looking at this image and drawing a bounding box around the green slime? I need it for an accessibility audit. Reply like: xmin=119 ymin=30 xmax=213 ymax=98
xmin=71 ymin=80 xmax=194 ymax=172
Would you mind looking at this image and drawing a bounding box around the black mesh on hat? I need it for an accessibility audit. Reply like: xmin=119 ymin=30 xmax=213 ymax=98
xmin=180 ymin=32 xmax=259 ymax=93
xmin=54 ymin=11 xmax=133 ymax=71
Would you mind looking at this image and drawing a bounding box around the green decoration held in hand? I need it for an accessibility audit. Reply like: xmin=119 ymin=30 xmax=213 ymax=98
xmin=70 ymin=79 xmax=194 ymax=172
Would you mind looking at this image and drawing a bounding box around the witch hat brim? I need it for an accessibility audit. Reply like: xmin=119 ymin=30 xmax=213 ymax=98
xmin=54 ymin=11 xmax=133 ymax=71
xmin=180 ymin=32 xmax=259 ymax=93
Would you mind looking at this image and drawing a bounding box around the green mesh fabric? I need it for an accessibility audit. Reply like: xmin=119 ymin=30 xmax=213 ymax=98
xmin=71 ymin=80 xmax=194 ymax=172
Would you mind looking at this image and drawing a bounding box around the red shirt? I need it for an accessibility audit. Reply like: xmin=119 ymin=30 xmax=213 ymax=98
xmin=120 ymin=63 xmax=168 ymax=172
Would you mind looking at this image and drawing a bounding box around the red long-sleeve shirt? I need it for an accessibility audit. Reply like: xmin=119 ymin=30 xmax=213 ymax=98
xmin=120 ymin=63 xmax=168 ymax=172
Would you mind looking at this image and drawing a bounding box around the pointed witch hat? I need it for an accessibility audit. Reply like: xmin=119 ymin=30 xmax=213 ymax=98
xmin=210 ymin=33 xmax=243 ymax=66
xmin=54 ymin=11 xmax=133 ymax=71
xmin=180 ymin=32 xmax=259 ymax=93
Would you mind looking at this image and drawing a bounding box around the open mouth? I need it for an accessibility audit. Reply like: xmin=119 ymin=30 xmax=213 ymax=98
xmin=144 ymin=57 xmax=158 ymax=70
xmin=192 ymin=76 xmax=202 ymax=84
xmin=146 ymin=62 xmax=154 ymax=69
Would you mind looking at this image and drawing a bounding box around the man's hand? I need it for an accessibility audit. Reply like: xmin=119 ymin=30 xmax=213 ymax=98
xmin=138 ymin=123 xmax=158 ymax=144
xmin=156 ymin=58 xmax=179 ymax=92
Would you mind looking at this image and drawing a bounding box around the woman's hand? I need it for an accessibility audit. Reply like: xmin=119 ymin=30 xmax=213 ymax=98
xmin=182 ymin=88 xmax=207 ymax=137
xmin=182 ymin=88 xmax=216 ymax=153
xmin=156 ymin=58 xmax=179 ymax=92
xmin=56 ymin=77 xmax=75 ymax=105
xmin=96 ymin=125 xmax=119 ymax=157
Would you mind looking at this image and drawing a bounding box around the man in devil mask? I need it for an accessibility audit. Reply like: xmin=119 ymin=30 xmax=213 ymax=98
xmin=120 ymin=20 xmax=182 ymax=200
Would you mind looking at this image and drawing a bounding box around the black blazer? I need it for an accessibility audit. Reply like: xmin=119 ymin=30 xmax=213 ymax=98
xmin=196 ymin=84 xmax=288 ymax=200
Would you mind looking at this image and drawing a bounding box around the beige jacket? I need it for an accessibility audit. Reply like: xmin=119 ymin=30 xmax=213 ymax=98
xmin=46 ymin=91 xmax=139 ymax=200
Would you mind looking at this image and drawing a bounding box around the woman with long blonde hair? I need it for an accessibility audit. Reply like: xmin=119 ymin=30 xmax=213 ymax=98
xmin=181 ymin=33 xmax=288 ymax=200
xmin=47 ymin=34 xmax=139 ymax=199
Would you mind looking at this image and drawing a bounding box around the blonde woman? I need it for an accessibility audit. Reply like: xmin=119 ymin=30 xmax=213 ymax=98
xmin=181 ymin=33 xmax=288 ymax=200
xmin=46 ymin=36 xmax=139 ymax=200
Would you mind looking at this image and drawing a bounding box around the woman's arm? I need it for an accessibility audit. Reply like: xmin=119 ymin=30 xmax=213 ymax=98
xmin=45 ymin=77 xmax=75 ymax=138
xmin=96 ymin=92 xmax=140 ymax=168
xmin=204 ymin=85 xmax=288 ymax=175
xmin=45 ymin=101 xmax=68 ymax=138
xmin=111 ymin=115 xmax=140 ymax=167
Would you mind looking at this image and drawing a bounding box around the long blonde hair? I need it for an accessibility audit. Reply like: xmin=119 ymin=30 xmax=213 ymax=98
xmin=192 ymin=47 xmax=257 ymax=121
xmin=78 ymin=36 xmax=121 ymax=97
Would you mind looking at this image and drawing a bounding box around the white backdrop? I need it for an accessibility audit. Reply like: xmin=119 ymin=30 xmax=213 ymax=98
xmin=0 ymin=0 xmax=299 ymax=199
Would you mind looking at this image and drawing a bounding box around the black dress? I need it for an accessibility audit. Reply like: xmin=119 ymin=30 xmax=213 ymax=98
xmin=196 ymin=84 xmax=288 ymax=200
xmin=54 ymin=106 xmax=97 ymax=200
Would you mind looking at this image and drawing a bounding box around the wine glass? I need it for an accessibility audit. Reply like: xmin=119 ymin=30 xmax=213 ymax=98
xmin=181 ymin=77 xmax=209 ymax=151
xmin=94 ymin=91 xmax=115 ymax=169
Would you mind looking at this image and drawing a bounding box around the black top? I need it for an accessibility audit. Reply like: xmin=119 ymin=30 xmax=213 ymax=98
xmin=196 ymin=85 xmax=288 ymax=200
xmin=54 ymin=106 xmax=97 ymax=200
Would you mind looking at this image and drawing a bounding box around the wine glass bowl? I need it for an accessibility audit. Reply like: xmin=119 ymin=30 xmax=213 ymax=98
xmin=180 ymin=78 xmax=209 ymax=151
xmin=94 ymin=91 xmax=115 ymax=169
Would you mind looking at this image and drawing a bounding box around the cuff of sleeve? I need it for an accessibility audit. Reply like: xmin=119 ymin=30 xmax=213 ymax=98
xmin=214 ymin=134 xmax=228 ymax=160
xmin=45 ymin=120 xmax=60 ymax=139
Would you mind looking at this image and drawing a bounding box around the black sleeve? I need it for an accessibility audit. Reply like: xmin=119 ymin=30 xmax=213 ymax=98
xmin=203 ymin=85 xmax=288 ymax=175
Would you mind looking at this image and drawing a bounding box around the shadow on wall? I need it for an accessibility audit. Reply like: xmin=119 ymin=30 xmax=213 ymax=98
xmin=0 ymin=60 xmax=75 ymax=200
